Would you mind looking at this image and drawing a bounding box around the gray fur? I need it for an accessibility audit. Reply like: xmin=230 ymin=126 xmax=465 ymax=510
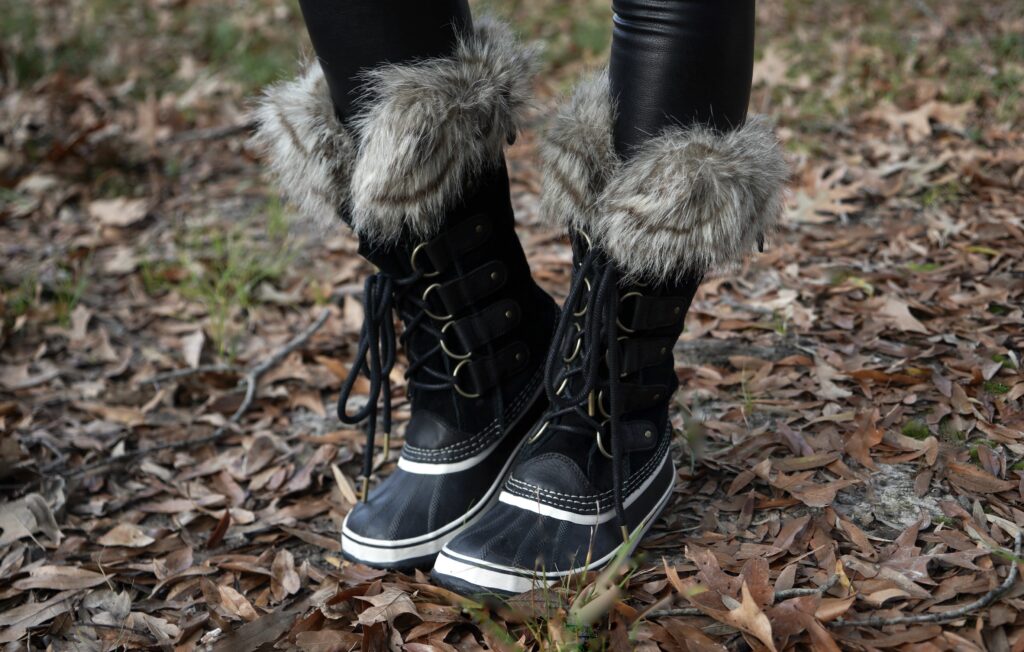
xmin=250 ymin=63 xmax=357 ymax=230
xmin=540 ymin=73 xmax=789 ymax=283
xmin=250 ymin=17 xmax=538 ymax=243
xmin=538 ymin=72 xmax=616 ymax=233
xmin=350 ymin=18 xmax=540 ymax=242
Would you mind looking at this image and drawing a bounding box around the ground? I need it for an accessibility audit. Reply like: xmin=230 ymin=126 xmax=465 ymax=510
xmin=1 ymin=0 xmax=1023 ymax=650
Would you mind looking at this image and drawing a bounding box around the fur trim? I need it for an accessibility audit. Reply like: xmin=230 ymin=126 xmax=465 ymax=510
xmin=250 ymin=64 xmax=357 ymax=230
xmin=251 ymin=17 xmax=538 ymax=242
xmin=538 ymin=73 xmax=616 ymax=234
xmin=540 ymin=73 xmax=789 ymax=283
xmin=350 ymin=18 xmax=540 ymax=242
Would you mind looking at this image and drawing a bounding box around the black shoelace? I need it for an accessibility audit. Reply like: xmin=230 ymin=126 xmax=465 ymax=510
xmin=542 ymin=246 xmax=630 ymax=538
xmin=336 ymin=269 xmax=457 ymax=493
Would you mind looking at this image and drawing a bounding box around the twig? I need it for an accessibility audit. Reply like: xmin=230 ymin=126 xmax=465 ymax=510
xmin=831 ymin=530 xmax=1022 ymax=628
xmin=647 ymin=573 xmax=841 ymax=619
xmin=67 ymin=308 xmax=331 ymax=479
xmin=169 ymin=120 xmax=255 ymax=144
xmin=141 ymin=364 xmax=239 ymax=385
xmin=774 ymin=572 xmax=840 ymax=600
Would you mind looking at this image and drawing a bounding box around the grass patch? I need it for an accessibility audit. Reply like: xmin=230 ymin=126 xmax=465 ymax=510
xmin=937 ymin=417 xmax=965 ymax=444
xmin=901 ymin=419 xmax=931 ymax=440
xmin=983 ymin=380 xmax=1010 ymax=396
xmin=146 ymin=200 xmax=294 ymax=358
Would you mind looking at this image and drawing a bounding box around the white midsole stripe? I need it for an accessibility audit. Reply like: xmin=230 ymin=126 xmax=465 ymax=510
xmin=433 ymin=468 xmax=676 ymax=594
xmin=340 ymin=424 xmax=535 ymax=560
xmin=497 ymin=450 xmax=670 ymax=525
xmin=395 ymin=436 xmax=503 ymax=475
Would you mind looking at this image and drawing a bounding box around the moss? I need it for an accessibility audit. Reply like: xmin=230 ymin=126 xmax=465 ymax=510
xmin=983 ymin=380 xmax=1010 ymax=395
xmin=901 ymin=419 xmax=931 ymax=440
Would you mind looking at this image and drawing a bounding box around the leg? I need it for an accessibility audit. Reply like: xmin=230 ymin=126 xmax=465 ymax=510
xmin=255 ymin=14 xmax=558 ymax=570
xmin=609 ymin=0 xmax=755 ymax=155
xmin=434 ymin=2 xmax=786 ymax=596
xmin=298 ymin=0 xmax=471 ymax=120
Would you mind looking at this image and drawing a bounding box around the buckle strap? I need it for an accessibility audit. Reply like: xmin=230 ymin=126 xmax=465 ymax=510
xmin=597 ymin=420 xmax=659 ymax=456
xmin=619 ymin=294 xmax=686 ymax=332
xmin=442 ymin=299 xmax=521 ymax=358
xmin=454 ymin=342 xmax=530 ymax=398
xmin=595 ymin=382 xmax=671 ymax=417
xmin=412 ymin=215 xmax=492 ymax=276
xmin=425 ymin=261 xmax=507 ymax=319
xmin=614 ymin=337 xmax=677 ymax=376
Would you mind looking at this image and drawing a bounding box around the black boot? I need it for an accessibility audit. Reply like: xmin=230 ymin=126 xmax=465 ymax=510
xmin=253 ymin=19 xmax=557 ymax=569
xmin=433 ymin=72 xmax=787 ymax=594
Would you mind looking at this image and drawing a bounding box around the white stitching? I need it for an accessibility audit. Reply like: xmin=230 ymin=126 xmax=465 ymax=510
xmin=400 ymin=362 xmax=544 ymax=462
xmin=503 ymin=422 xmax=670 ymax=511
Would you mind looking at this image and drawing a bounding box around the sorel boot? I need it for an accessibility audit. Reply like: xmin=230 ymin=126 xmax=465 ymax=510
xmin=433 ymin=72 xmax=787 ymax=594
xmin=253 ymin=19 xmax=558 ymax=569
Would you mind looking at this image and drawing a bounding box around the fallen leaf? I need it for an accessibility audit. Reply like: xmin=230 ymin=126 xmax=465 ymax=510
xmin=13 ymin=565 xmax=108 ymax=590
xmin=0 ymin=493 xmax=62 ymax=546
xmin=355 ymin=587 xmax=419 ymax=626
xmin=98 ymin=523 xmax=155 ymax=548
xmin=271 ymin=549 xmax=301 ymax=601
xmin=89 ymin=197 xmax=149 ymax=227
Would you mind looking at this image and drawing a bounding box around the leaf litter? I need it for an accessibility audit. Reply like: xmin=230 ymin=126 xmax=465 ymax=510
xmin=1 ymin=0 xmax=1023 ymax=649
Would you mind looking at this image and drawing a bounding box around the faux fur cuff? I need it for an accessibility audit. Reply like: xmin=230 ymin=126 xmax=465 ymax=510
xmin=251 ymin=18 xmax=538 ymax=242
xmin=541 ymin=72 xmax=789 ymax=283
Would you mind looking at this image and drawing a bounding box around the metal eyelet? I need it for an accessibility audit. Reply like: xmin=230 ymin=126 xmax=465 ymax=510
xmin=556 ymin=377 xmax=569 ymax=396
xmin=572 ymin=277 xmax=592 ymax=317
xmin=440 ymin=321 xmax=471 ymax=360
xmin=452 ymin=359 xmax=481 ymax=398
xmin=410 ymin=242 xmax=440 ymax=278
xmin=563 ymin=323 xmax=583 ymax=363
xmin=597 ymin=389 xmax=611 ymax=419
xmin=527 ymin=420 xmax=549 ymax=444
xmin=421 ymin=283 xmax=453 ymax=321
xmin=595 ymin=427 xmax=613 ymax=459
xmin=616 ymin=291 xmax=644 ymax=334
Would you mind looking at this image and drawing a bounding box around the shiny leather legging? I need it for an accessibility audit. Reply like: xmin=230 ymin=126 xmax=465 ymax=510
xmin=297 ymin=0 xmax=754 ymax=156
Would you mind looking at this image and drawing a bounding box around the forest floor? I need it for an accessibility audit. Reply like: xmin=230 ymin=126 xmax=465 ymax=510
xmin=1 ymin=0 xmax=1023 ymax=649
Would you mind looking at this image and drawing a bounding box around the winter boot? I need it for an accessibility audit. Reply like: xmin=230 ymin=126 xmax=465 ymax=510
xmin=253 ymin=19 xmax=558 ymax=570
xmin=432 ymin=72 xmax=787 ymax=594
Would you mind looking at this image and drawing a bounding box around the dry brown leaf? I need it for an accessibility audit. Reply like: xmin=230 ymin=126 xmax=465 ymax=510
xmin=946 ymin=462 xmax=1014 ymax=494
xmin=712 ymin=582 xmax=777 ymax=652
xmin=13 ymin=565 xmax=108 ymax=590
xmin=0 ymin=493 xmax=61 ymax=546
xmin=89 ymin=197 xmax=149 ymax=227
xmin=271 ymin=549 xmax=301 ymax=601
xmin=98 ymin=523 xmax=155 ymax=548
xmin=355 ymin=587 xmax=419 ymax=626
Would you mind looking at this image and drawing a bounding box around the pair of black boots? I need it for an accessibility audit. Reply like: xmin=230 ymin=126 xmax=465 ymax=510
xmin=254 ymin=19 xmax=786 ymax=595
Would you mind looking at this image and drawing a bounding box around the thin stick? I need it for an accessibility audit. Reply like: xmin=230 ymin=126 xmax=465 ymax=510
xmin=169 ymin=120 xmax=255 ymax=144
xmin=774 ymin=572 xmax=840 ymax=600
xmin=141 ymin=364 xmax=239 ymax=385
xmin=830 ymin=530 xmax=1022 ymax=628
xmin=647 ymin=573 xmax=841 ymax=619
xmin=67 ymin=308 xmax=331 ymax=479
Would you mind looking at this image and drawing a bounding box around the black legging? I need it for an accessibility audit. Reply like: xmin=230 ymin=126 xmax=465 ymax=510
xmin=297 ymin=0 xmax=754 ymax=155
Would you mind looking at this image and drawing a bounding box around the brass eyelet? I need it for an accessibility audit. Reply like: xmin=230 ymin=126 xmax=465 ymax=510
xmin=440 ymin=321 xmax=471 ymax=360
xmin=421 ymin=283 xmax=453 ymax=321
xmin=452 ymin=359 xmax=481 ymax=398
xmin=595 ymin=426 xmax=613 ymax=459
xmin=556 ymin=377 xmax=569 ymax=396
xmin=563 ymin=323 xmax=582 ymax=363
xmin=597 ymin=389 xmax=611 ymax=419
xmin=616 ymin=291 xmax=644 ymax=334
xmin=527 ymin=420 xmax=549 ymax=444
xmin=572 ymin=277 xmax=592 ymax=317
xmin=410 ymin=242 xmax=440 ymax=278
